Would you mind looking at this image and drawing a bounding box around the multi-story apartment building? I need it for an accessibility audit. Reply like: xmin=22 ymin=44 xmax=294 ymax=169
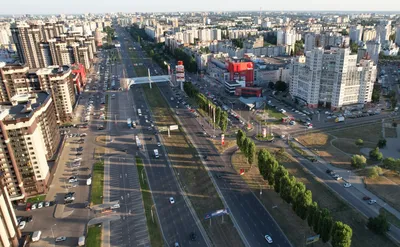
xmin=11 ymin=22 xmax=96 ymax=70
xmin=0 ymin=173 xmax=21 ymax=247
xmin=0 ymin=63 xmax=77 ymax=123
xmin=0 ymin=92 xmax=60 ymax=200
xmin=349 ymin=25 xmax=363 ymax=43
xmin=34 ymin=66 xmax=76 ymax=123
xmin=0 ymin=23 xmax=11 ymax=47
xmin=362 ymin=28 xmax=377 ymax=42
xmin=290 ymin=47 xmax=376 ymax=110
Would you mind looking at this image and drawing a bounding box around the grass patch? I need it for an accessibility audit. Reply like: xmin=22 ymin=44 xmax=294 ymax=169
xmin=94 ymin=147 xmax=105 ymax=160
xmin=329 ymin=123 xmax=383 ymax=143
xmin=380 ymin=208 xmax=400 ymax=228
xmin=142 ymin=85 xmax=243 ymax=247
xmin=231 ymin=149 xmax=396 ymax=247
xmin=331 ymin=138 xmax=375 ymax=155
xmin=26 ymin=194 xmax=46 ymax=203
xmin=134 ymin=66 xmax=149 ymax=77
xmin=265 ymin=106 xmax=286 ymax=119
xmin=90 ymin=160 xmax=104 ymax=205
xmin=136 ymin=157 xmax=164 ymax=247
xmin=86 ymin=224 xmax=102 ymax=247
xmin=210 ymin=138 xmax=236 ymax=154
xmin=385 ymin=127 xmax=398 ymax=138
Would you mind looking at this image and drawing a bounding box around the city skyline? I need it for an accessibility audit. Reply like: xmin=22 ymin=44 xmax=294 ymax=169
xmin=2 ymin=0 xmax=400 ymax=15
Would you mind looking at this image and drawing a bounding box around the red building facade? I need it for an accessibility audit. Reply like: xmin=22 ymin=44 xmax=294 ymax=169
xmin=226 ymin=61 xmax=254 ymax=87
xmin=71 ymin=64 xmax=86 ymax=93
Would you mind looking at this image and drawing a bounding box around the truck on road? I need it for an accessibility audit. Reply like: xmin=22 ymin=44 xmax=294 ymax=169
xmin=335 ymin=116 xmax=345 ymax=123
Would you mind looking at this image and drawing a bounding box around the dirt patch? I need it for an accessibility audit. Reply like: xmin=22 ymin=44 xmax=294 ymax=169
xmin=365 ymin=172 xmax=400 ymax=212
xmin=95 ymin=135 xmax=108 ymax=145
xmin=331 ymin=138 xmax=375 ymax=155
xmin=231 ymin=149 xmax=396 ymax=247
xmin=210 ymin=139 xmax=236 ymax=154
xmin=297 ymin=132 xmax=330 ymax=146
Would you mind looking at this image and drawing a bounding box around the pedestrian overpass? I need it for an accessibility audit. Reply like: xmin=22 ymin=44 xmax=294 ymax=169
xmin=120 ymin=75 xmax=181 ymax=90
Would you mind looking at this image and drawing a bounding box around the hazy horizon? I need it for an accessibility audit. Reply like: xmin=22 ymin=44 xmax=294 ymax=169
xmin=2 ymin=0 xmax=400 ymax=16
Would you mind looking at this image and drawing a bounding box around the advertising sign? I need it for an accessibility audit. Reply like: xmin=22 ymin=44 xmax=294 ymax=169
xmin=169 ymin=125 xmax=179 ymax=130
xmin=306 ymin=235 xmax=320 ymax=245
xmin=204 ymin=208 xmax=229 ymax=220
xmin=221 ymin=134 xmax=225 ymax=145
xmin=240 ymin=168 xmax=245 ymax=175
xmin=262 ymin=128 xmax=267 ymax=138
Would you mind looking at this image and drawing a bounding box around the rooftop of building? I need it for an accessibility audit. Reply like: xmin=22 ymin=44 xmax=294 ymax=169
xmin=0 ymin=92 xmax=51 ymax=121
xmin=35 ymin=65 xmax=71 ymax=76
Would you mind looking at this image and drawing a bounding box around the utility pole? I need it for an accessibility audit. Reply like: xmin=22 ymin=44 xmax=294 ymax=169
xmin=148 ymin=68 xmax=152 ymax=89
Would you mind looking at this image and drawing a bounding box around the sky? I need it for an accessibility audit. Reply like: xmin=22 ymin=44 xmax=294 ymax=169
xmin=2 ymin=0 xmax=400 ymax=15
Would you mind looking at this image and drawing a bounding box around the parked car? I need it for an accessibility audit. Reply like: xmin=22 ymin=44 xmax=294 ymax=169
xmin=31 ymin=203 xmax=37 ymax=210
xmin=56 ymin=236 xmax=67 ymax=242
xmin=37 ymin=202 xmax=44 ymax=209
xmin=18 ymin=221 xmax=26 ymax=230
xmin=68 ymin=176 xmax=78 ymax=183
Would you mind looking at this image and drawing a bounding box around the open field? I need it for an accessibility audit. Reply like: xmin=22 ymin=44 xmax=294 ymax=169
xmin=136 ymin=157 xmax=164 ymax=247
xmin=231 ymin=149 xmax=396 ymax=247
xmin=90 ymin=161 xmax=104 ymax=205
xmin=329 ymin=123 xmax=383 ymax=143
xmin=365 ymin=172 xmax=400 ymax=212
xmin=142 ymin=85 xmax=244 ymax=247
xmin=86 ymin=224 xmax=102 ymax=247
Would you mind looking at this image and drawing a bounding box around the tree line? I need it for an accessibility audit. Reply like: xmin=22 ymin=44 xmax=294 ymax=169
xmin=184 ymin=82 xmax=228 ymax=132
xmin=236 ymin=130 xmax=256 ymax=164
xmin=236 ymin=132 xmax=353 ymax=247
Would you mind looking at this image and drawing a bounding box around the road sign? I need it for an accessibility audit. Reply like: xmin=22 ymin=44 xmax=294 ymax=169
xmin=306 ymin=235 xmax=320 ymax=245
xmin=240 ymin=168 xmax=245 ymax=175
xmin=204 ymin=208 xmax=229 ymax=220
xmin=169 ymin=125 xmax=178 ymax=130
xmin=221 ymin=134 xmax=225 ymax=145
xmin=158 ymin=126 xmax=168 ymax=132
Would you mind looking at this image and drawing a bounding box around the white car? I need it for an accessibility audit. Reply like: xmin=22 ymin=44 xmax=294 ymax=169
xmin=110 ymin=204 xmax=120 ymax=209
xmin=68 ymin=176 xmax=78 ymax=183
xmin=157 ymin=142 xmax=161 ymax=147
xmin=37 ymin=202 xmax=43 ymax=209
xmin=80 ymin=133 xmax=87 ymax=137
xmin=31 ymin=203 xmax=37 ymax=210
xmin=265 ymin=234 xmax=273 ymax=243
xmin=19 ymin=221 xmax=26 ymax=229
xmin=335 ymin=176 xmax=343 ymax=181
xmin=368 ymin=199 xmax=377 ymax=205
xmin=55 ymin=236 xmax=67 ymax=242
xmin=169 ymin=197 xmax=175 ymax=204
xmin=344 ymin=183 xmax=352 ymax=188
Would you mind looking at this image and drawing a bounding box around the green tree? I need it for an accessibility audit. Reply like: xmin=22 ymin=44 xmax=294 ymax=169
xmin=313 ymin=208 xmax=322 ymax=234
xmin=307 ymin=202 xmax=319 ymax=228
xmin=294 ymin=189 xmax=312 ymax=220
xmin=351 ymin=155 xmax=367 ymax=168
xmin=280 ymin=175 xmax=296 ymax=203
xmin=331 ymin=221 xmax=352 ymax=247
xmin=268 ymin=81 xmax=275 ymax=89
xmin=274 ymin=165 xmax=288 ymax=193
xmin=382 ymin=157 xmax=400 ymax=172
xmin=377 ymin=139 xmax=387 ymax=148
xmin=247 ymin=141 xmax=256 ymax=165
xmin=275 ymin=81 xmax=287 ymax=92
xmin=320 ymin=210 xmax=334 ymax=242
xmin=258 ymin=149 xmax=270 ymax=179
xmin=242 ymin=138 xmax=251 ymax=159
xmin=355 ymin=139 xmax=364 ymax=146
xmin=291 ymin=182 xmax=306 ymax=210
xmin=371 ymin=84 xmax=381 ymax=103
xmin=236 ymin=130 xmax=245 ymax=149
xmin=369 ymin=147 xmax=383 ymax=161
xmin=219 ymin=111 xmax=228 ymax=132
xmin=266 ymin=160 xmax=279 ymax=186
xmin=215 ymin=107 xmax=222 ymax=126
xmin=367 ymin=214 xmax=390 ymax=234
xmin=350 ymin=42 xmax=358 ymax=53
xmin=368 ymin=166 xmax=383 ymax=178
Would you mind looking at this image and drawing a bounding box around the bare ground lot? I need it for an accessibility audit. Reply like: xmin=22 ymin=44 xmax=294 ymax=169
xmin=143 ymin=85 xmax=244 ymax=247
xmin=232 ymin=148 xmax=396 ymax=247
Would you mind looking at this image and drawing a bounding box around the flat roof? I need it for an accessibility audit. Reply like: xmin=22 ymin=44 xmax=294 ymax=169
xmin=5 ymin=92 xmax=50 ymax=120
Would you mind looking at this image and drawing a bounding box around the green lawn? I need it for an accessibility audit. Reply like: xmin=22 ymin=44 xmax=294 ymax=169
xmin=26 ymin=195 xmax=46 ymax=203
xmin=136 ymin=157 xmax=164 ymax=247
xmin=86 ymin=225 xmax=102 ymax=247
xmin=90 ymin=161 xmax=104 ymax=205
xmin=265 ymin=106 xmax=286 ymax=119
xmin=134 ymin=66 xmax=149 ymax=77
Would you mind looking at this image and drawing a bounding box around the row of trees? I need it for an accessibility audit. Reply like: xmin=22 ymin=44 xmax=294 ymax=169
xmin=183 ymin=82 xmax=228 ymax=132
xmin=236 ymin=130 xmax=256 ymax=164
xmin=255 ymin=148 xmax=353 ymax=246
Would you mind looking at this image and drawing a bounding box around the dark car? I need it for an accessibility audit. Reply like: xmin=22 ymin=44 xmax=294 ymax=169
xmin=363 ymin=196 xmax=371 ymax=201
xmin=215 ymin=173 xmax=222 ymax=179
xmin=190 ymin=232 xmax=197 ymax=241
xmin=22 ymin=216 xmax=33 ymax=223
xmin=326 ymin=169 xmax=332 ymax=174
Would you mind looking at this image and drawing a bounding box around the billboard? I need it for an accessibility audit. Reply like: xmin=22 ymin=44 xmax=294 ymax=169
xmin=176 ymin=61 xmax=185 ymax=82
xmin=221 ymin=134 xmax=225 ymax=145
xmin=204 ymin=208 xmax=229 ymax=220
xmin=169 ymin=125 xmax=179 ymax=130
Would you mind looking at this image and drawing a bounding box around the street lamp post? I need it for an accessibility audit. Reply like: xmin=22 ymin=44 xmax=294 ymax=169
xmin=51 ymin=224 xmax=56 ymax=247
xmin=151 ymin=204 xmax=156 ymax=223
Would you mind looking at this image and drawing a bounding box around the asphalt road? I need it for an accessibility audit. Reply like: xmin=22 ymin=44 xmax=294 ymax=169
xmin=114 ymin=26 xmax=209 ymax=247
xmin=157 ymin=83 xmax=292 ymax=247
